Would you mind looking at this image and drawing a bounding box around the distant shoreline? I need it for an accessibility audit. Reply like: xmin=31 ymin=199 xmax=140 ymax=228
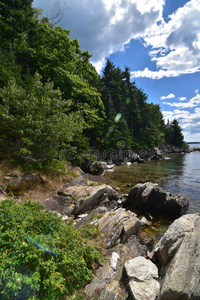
xmin=186 ymin=142 xmax=200 ymax=144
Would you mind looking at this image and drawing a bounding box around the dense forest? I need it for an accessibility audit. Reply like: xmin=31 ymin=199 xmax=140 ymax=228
xmin=0 ymin=0 xmax=186 ymax=170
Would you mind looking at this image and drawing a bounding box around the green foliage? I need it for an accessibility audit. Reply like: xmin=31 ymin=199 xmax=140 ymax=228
xmin=0 ymin=73 xmax=84 ymax=164
xmin=165 ymin=119 xmax=184 ymax=148
xmin=101 ymin=60 xmax=169 ymax=150
xmin=0 ymin=0 xmax=186 ymax=168
xmin=0 ymin=199 xmax=102 ymax=299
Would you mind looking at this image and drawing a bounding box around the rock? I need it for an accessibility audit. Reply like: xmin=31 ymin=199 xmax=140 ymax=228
xmin=138 ymin=231 xmax=154 ymax=247
xmin=4 ymin=172 xmax=44 ymax=194
xmin=94 ymin=206 xmax=108 ymax=213
xmin=97 ymin=208 xmax=140 ymax=248
xmin=43 ymin=200 xmax=59 ymax=211
xmin=125 ymin=256 xmax=160 ymax=300
xmin=0 ymin=190 xmax=7 ymax=202
xmin=125 ymin=182 xmax=189 ymax=216
xmin=73 ymin=184 xmax=119 ymax=215
xmin=57 ymin=182 xmax=120 ymax=216
xmin=62 ymin=216 xmax=69 ymax=222
xmin=57 ymin=178 xmax=88 ymax=195
xmin=121 ymin=216 xmax=140 ymax=243
xmin=85 ymin=260 xmax=126 ymax=300
xmin=139 ymin=216 xmax=150 ymax=226
xmin=105 ymin=224 xmax=124 ymax=248
xmin=42 ymin=195 xmax=75 ymax=215
xmin=107 ymin=164 xmax=116 ymax=169
xmin=80 ymin=160 xmax=108 ymax=175
xmin=85 ymin=236 xmax=147 ymax=300
xmin=153 ymin=214 xmax=200 ymax=300
xmin=110 ymin=252 xmax=120 ymax=271
xmin=78 ymin=213 xmax=88 ymax=218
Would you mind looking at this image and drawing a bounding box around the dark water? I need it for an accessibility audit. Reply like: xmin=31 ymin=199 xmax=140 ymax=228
xmin=105 ymin=147 xmax=200 ymax=241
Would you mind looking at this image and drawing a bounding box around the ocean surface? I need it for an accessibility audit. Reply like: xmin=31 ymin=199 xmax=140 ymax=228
xmin=105 ymin=144 xmax=200 ymax=241
xmin=105 ymin=144 xmax=200 ymax=215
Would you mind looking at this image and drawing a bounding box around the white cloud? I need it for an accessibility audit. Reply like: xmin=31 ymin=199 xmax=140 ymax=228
xmin=160 ymin=93 xmax=175 ymax=100
xmin=132 ymin=0 xmax=200 ymax=79
xmin=178 ymin=97 xmax=187 ymax=101
xmin=163 ymin=94 xmax=200 ymax=108
xmin=33 ymin=0 xmax=164 ymax=72
xmin=162 ymin=106 xmax=200 ymax=142
xmin=195 ymin=89 xmax=199 ymax=94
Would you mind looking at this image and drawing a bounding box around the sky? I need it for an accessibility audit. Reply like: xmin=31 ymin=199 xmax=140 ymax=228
xmin=33 ymin=0 xmax=200 ymax=142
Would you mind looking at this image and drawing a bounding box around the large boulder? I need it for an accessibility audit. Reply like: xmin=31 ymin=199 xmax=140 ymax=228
xmin=97 ymin=208 xmax=140 ymax=248
xmin=125 ymin=182 xmax=189 ymax=216
xmin=80 ymin=160 xmax=107 ymax=175
xmin=75 ymin=208 xmax=141 ymax=249
xmin=153 ymin=214 xmax=200 ymax=300
xmin=4 ymin=172 xmax=45 ymax=195
xmin=124 ymin=256 xmax=160 ymax=300
xmin=43 ymin=180 xmax=120 ymax=215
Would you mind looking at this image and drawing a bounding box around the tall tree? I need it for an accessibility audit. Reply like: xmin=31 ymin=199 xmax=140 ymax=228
xmin=169 ymin=119 xmax=184 ymax=147
xmin=0 ymin=0 xmax=34 ymax=51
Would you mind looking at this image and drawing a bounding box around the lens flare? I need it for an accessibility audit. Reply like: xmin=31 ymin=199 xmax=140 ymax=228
xmin=115 ymin=113 xmax=122 ymax=122
xmin=27 ymin=236 xmax=58 ymax=256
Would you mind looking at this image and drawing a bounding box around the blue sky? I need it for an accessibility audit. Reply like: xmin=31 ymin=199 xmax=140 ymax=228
xmin=33 ymin=0 xmax=200 ymax=142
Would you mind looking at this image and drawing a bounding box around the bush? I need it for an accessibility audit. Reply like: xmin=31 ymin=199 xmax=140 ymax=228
xmin=0 ymin=200 xmax=102 ymax=299
xmin=0 ymin=73 xmax=84 ymax=166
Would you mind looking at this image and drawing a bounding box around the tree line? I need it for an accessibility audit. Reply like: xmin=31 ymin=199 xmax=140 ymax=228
xmin=0 ymin=0 xmax=186 ymax=170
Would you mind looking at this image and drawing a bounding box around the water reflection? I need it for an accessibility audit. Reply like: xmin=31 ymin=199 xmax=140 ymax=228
xmin=105 ymin=154 xmax=186 ymax=194
xmin=106 ymin=152 xmax=200 ymax=215
xmin=105 ymin=152 xmax=200 ymax=243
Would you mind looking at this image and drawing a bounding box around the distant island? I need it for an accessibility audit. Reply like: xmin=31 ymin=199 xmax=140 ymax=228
xmin=187 ymin=142 xmax=200 ymax=144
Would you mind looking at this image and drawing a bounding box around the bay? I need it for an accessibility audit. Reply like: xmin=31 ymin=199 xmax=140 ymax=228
xmin=105 ymin=147 xmax=200 ymax=241
xmin=105 ymin=150 xmax=200 ymax=214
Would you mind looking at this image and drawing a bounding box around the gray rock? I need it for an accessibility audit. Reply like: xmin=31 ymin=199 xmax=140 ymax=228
xmin=43 ymin=200 xmax=59 ymax=210
xmin=139 ymin=216 xmax=150 ymax=226
xmin=4 ymin=172 xmax=44 ymax=194
xmin=110 ymin=252 xmax=120 ymax=271
xmin=74 ymin=184 xmax=118 ymax=215
xmin=94 ymin=206 xmax=108 ymax=213
xmin=153 ymin=214 xmax=200 ymax=300
xmin=80 ymin=160 xmax=107 ymax=175
xmin=97 ymin=208 xmax=140 ymax=248
xmin=85 ymin=236 xmax=147 ymax=300
xmin=125 ymin=256 xmax=160 ymax=300
xmin=85 ymin=260 xmax=126 ymax=300
xmin=121 ymin=216 xmax=140 ymax=243
xmin=125 ymin=182 xmax=189 ymax=216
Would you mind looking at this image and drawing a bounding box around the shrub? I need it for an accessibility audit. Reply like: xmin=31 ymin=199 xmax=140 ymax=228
xmin=0 ymin=74 xmax=84 ymax=166
xmin=0 ymin=200 xmax=102 ymax=299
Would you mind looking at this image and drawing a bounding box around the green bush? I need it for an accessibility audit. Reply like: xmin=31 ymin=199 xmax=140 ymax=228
xmin=0 ymin=200 xmax=102 ymax=299
xmin=0 ymin=73 xmax=84 ymax=165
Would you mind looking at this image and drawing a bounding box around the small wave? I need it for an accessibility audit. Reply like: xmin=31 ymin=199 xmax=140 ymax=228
xmin=164 ymin=157 xmax=171 ymax=160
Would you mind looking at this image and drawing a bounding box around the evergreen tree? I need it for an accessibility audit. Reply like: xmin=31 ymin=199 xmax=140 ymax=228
xmin=169 ymin=119 xmax=184 ymax=147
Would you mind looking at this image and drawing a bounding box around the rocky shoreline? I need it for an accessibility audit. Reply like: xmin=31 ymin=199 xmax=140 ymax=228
xmin=80 ymin=145 xmax=195 ymax=176
xmin=1 ymin=169 xmax=199 ymax=299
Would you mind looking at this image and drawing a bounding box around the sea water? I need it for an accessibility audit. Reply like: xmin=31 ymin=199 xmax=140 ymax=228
xmin=105 ymin=145 xmax=200 ymax=215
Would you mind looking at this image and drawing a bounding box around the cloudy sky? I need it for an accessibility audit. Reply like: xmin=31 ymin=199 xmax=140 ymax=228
xmin=33 ymin=0 xmax=200 ymax=142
